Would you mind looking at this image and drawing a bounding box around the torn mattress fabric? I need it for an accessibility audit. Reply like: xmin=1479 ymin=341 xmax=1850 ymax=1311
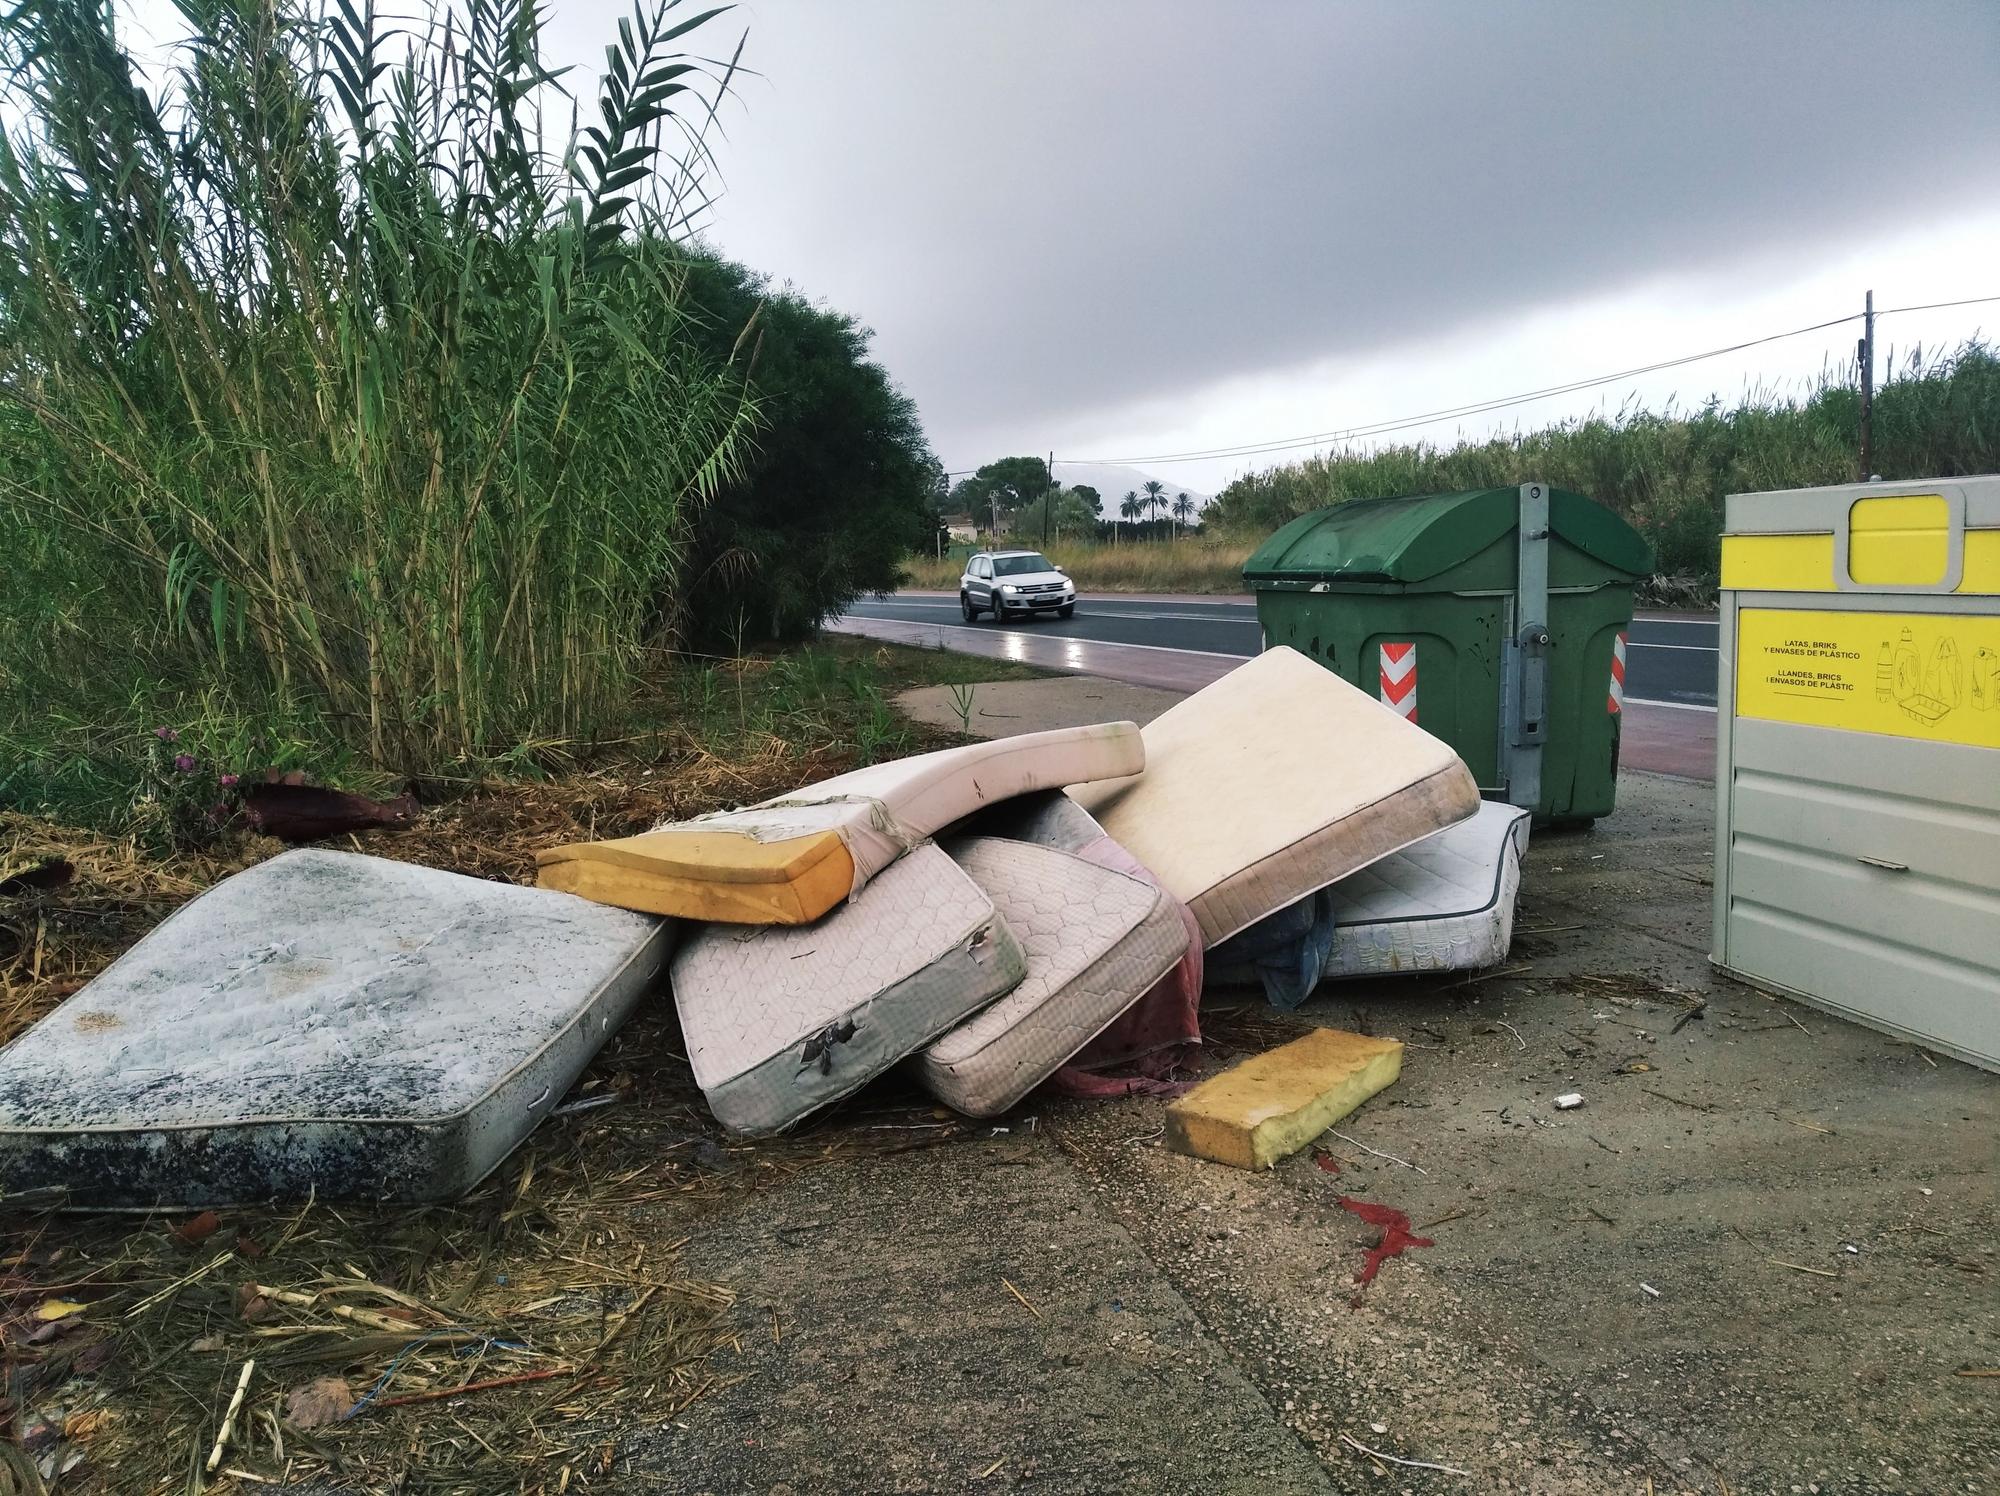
xmin=912 ymin=837 xmax=1189 ymax=1117
xmin=671 ymin=844 xmax=1027 ymax=1136
xmin=1069 ymin=647 xmax=1480 ymax=947
xmin=1318 ymin=799 xmax=1530 ymax=979
xmin=0 ymin=850 xmax=675 ymax=1209
xmin=536 ymin=721 xmax=1144 ymax=924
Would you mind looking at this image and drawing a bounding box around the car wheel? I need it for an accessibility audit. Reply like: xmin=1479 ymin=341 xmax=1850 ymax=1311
xmin=960 ymin=592 xmax=978 ymax=622
xmin=1057 ymin=603 xmax=1075 ymax=619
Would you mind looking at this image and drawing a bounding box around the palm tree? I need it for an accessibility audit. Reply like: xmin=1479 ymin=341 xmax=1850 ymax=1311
xmin=1120 ymin=490 xmax=1143 ymax=524
xmin=1173 ymin=491 xmax=1195 ymax=534
xmin=1141 ymin=479 xmax=1166 ymax=534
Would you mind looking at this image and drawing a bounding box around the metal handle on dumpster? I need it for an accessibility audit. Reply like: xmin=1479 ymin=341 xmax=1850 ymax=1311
xmin=1501 ymin=483 xmax=1551 ymax=812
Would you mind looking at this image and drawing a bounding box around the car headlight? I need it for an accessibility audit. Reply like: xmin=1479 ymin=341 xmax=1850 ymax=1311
xmin=999 ymin=584 xmax=1018 ymax=595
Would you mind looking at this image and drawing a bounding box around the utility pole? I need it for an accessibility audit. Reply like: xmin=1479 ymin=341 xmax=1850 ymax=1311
xmin=1857 ymin=288 xmax=1875 ymax=481
xmin=1042 ymin=450 xmax=1055 ymax=548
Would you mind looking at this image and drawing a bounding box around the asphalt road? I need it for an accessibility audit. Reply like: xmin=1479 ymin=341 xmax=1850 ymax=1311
xmin=841 ymin=592 xmax=1719 ymax=709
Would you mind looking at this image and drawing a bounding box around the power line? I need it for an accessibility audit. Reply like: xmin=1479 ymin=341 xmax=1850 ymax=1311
xmin=1059 ymin=293 xmax=2000 ymax=469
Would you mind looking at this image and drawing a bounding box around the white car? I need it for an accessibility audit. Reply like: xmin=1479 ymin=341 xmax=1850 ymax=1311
xmin=959 ymin=550 xmax=1077 ymax=622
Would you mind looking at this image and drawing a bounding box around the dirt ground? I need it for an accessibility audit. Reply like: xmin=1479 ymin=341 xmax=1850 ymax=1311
xmin=623 ymin=713 xmax=1996 ymax=1494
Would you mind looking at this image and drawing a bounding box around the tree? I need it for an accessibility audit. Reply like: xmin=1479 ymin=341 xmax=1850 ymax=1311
xmin=1142 ymin=479 xmax=1167 ymax=526
xmin=1116 ymin=490 xmax=1141 ymax=546
xmin=675 ymin=253 xmax=938 ymax=646
xmin=1071 ymin=484 xmax=1102 ymax=515
xmin=1013 ymin=488 xmax=1099 ymax=542
xmin=951 ymin=456 xmax=1054 ymax=538
xmin=1173 ymin=491 xmax=1196 ymax=532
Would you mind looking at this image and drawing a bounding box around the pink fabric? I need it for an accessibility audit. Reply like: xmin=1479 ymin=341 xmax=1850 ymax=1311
xmin=1045 ymin=833 xmax=1203 ymax=1098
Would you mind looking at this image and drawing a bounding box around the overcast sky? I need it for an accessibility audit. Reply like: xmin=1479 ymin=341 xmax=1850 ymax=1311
xmin=652 ymin=0 xmax=1999 ymax=494
xmin=114 ymin=0 xmax=1999 ymax=494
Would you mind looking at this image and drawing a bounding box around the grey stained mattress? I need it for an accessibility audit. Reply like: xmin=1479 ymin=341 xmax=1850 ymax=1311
xmin=671 ymin=843 xmax=1027 ymax=1136
xmin=0 ymin=849 xmax=676 ymax=1209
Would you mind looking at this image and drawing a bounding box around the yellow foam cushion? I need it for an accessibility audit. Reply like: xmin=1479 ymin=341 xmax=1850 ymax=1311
xmin=1166 ymin=1028 xmax=1403 ymax=1171
xmin=534 ymin=827 xmax=856 ymax=925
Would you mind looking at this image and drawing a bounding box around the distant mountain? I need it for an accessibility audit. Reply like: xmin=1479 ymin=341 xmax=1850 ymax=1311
xmin=1052 ymin=462 xmax=1209 ymax=518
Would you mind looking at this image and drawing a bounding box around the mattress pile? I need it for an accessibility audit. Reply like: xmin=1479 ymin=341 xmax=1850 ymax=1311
xmin=0 ymin=645 xmax=1535 ymax=1205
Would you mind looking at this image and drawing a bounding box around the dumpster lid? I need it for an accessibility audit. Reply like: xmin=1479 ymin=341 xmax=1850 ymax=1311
xmin=1242 ymin=487 xmax=1653 ymax=584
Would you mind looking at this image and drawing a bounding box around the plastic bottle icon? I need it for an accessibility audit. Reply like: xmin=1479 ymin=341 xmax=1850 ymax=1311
xmin=1875 ymin=641 xmax=1893 ymax=702
xmin=1893 ymin=628 xmax=1920 ymax=703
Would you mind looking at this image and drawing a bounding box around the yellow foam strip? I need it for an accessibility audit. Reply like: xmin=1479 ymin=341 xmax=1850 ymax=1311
xmin=535 ymin=828 xmax=856 ymax=924
xmin=1166 ymin=1028 xmax=1403 ymax=1171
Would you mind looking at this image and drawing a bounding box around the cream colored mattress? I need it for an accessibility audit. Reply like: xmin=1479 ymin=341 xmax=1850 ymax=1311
xmin=912 ymin=838 xmax=1188 ymax=1116
xmin=540 ymin=721 xmax=1144 ymax=924
xmin=1070 ymin=647 xmax=1480 ymax=946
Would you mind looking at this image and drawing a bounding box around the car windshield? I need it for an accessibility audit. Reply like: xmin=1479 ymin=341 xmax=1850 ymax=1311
xmin=993 ymin=553 xmax=1055 ymax=577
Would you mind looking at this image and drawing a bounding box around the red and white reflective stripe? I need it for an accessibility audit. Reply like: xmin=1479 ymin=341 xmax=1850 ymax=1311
xmin=1607 ymin=631 xmax=1628 ymax=714
xmin=1379 ymin=641 xmax=1418 ymax=722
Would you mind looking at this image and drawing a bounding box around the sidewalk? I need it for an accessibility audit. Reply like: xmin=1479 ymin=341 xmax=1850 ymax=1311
xmin=866 ymin=617 xmax=1716 ymax=781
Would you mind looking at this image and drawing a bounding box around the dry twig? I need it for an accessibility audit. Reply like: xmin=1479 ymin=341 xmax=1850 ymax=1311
xmin=1337 ymin=1432 xmax=1470 ymax=1476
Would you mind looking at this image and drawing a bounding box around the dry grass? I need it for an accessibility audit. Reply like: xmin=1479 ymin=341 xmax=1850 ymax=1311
xmin=0 ymin=638 xmax=999 ymax=1493
xmin=1 ymin=997 xmax=984 ymax=1493
xmin=902 ymin=539 xmax=1254 ymax=595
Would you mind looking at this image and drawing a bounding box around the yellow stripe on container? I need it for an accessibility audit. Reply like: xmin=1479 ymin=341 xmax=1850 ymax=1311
xmin=1720 ymin=528 xmax=2000 ymax=595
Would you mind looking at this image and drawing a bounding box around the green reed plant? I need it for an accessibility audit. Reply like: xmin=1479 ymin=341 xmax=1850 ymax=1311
xmin=0 ymin=0 xmax=756 ymax=786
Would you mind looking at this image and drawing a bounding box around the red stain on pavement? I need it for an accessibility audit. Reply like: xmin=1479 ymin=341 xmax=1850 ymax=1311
xmin=1338 ymin=1196 xmax=1434 ymax=1291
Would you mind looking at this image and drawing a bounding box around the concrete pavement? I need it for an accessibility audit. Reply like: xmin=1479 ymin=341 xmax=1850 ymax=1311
xmin=844 ymin=592 xmax=1722 ymax=710
xmin=832 ymin=608 xmax=1717 ymax=780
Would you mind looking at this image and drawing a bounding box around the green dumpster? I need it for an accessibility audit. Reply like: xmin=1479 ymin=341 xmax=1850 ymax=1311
xmin=1242 ymin=483 xmax=1654 ymax=821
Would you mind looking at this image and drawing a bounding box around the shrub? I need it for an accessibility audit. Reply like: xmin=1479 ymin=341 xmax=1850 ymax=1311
xmin=1205 ymin=343 xmax=2000 ymax=580
xmin=673 ymin=254 xmax=938 ymax=648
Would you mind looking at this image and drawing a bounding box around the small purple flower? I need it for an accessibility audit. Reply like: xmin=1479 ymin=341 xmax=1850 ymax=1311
xmin=219 ymin=772 xmax=240 ymax=788
xmin=174 ymin=753 xmax=197 ymax=773
xmin=153 ymin=726 xmax=180 ymax=742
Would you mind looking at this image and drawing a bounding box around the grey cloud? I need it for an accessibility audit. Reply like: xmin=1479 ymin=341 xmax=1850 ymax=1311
xmin=612 ymin=0 xmax=2000 ymax=463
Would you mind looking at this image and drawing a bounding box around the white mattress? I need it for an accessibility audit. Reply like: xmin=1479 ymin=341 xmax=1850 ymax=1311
xmin=912 ymin=838 xmax=1189 ymax=1116
xmin=0 ymin=850 xmax=674 ymax=1209
xmin=1070 ymin=647 xmax=1481 ymax=946
xmin=672 ymin=844 xmax=1027 ymax=1135
xmin=1322 ymin=801 xmax=1531 ymax=979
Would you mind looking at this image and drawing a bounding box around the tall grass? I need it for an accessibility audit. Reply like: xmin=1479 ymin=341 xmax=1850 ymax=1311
xmin=901 ymin=539 xmax=1256 ymax=595
xmin=0 ymin=0 xmax=754 ymax=792
xmin=1207 ymin=342 xmax=2000 ymax=578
